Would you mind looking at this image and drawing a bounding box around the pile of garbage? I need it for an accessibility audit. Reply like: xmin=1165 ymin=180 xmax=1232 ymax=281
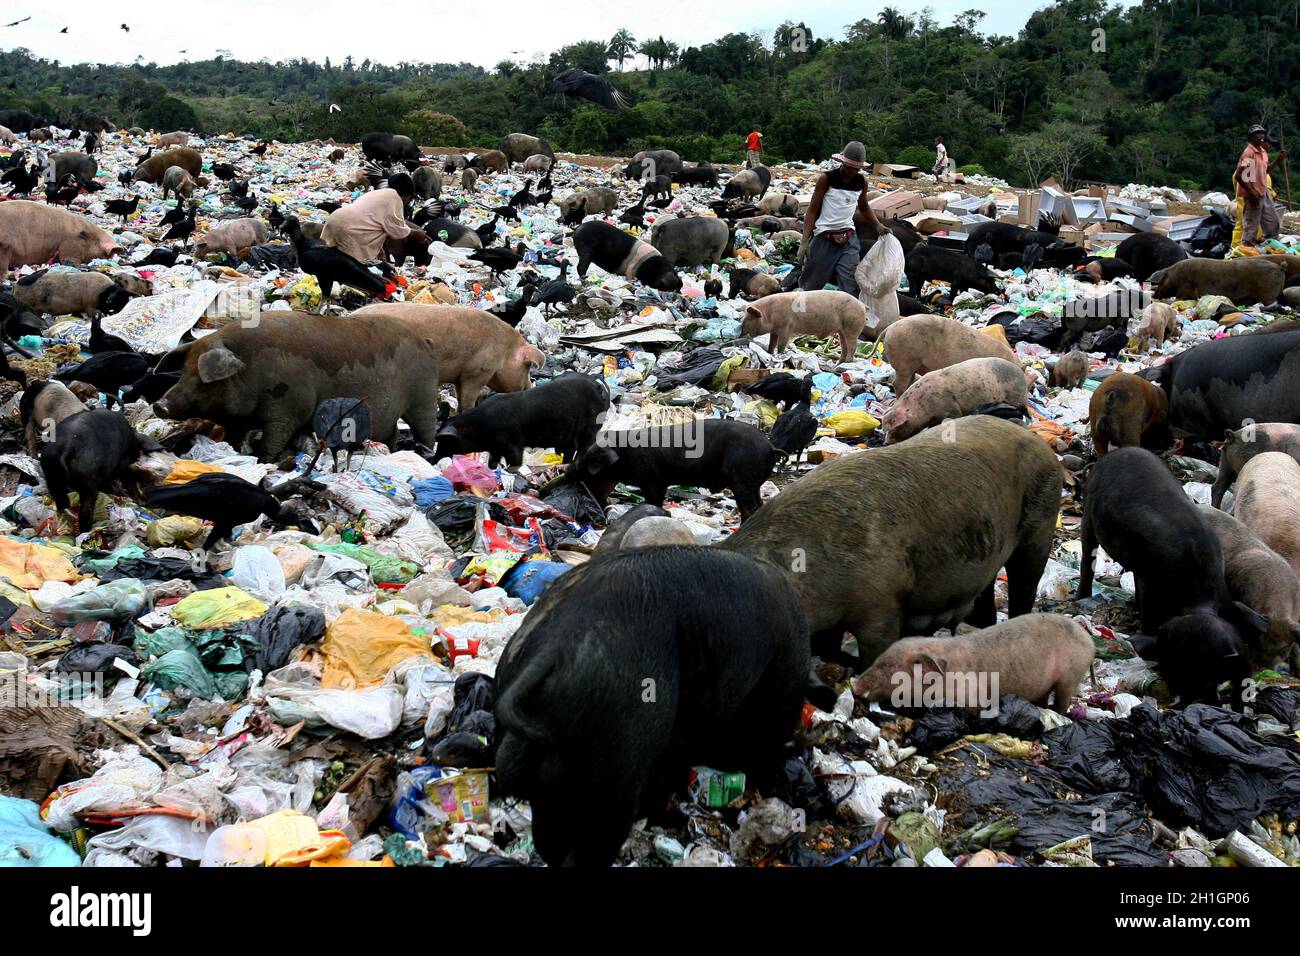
xmin=1 ymin=126 xmax=1299 ymax=869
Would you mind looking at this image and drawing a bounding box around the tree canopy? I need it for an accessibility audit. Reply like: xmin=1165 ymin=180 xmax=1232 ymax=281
xmin=3 ymin=0 xmax=1295 ymax=191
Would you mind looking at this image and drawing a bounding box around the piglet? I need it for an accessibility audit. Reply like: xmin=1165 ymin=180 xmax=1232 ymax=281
xmin=1051 ymin=349 xmax=1089 ymax=388
xmin=41 ymin=409 xmax=157 ymax=535
xmin=851 ymin=613 xmax=1094 ymax=712
xmin=1135 ymin=301 xmax=1178 ymax=348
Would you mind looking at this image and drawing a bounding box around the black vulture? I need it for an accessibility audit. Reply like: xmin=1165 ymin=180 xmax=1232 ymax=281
xmin=548 ymin=68 xmax=632 ymax=110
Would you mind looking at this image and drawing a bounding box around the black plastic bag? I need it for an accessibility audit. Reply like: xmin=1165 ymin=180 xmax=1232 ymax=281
xmin=654 ymin=347 xmax=725 ymax=387
xmin=427 ymin=495 xmax=510 ymax=535
xmin=1117 ymin=703 xmax=1300 ymax=836
xmin=540 ymin=479 xmax=606 ymax=527
xmin=240 ymin=604 xmax=326 ymax=674
xmin=102 ymin=557 xmax=225 ymax=589
xmin=56 ymin=643 xmax=137 ymax=673
xmin=427 ymin=731 xmax=493 ymax=767
xmin=447 ymin=674 xmax=495 ymax=734
xmin=1078 ymin=327 xmax=1128 ymax=356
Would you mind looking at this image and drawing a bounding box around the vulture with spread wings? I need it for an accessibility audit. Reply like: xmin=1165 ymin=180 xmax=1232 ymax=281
xmin=548 ymin=68 xmax=632 ymax=110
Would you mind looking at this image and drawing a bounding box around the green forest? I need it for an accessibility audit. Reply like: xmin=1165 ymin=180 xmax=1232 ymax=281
xmin=1 ymin=0 xmax=1296 ymax=192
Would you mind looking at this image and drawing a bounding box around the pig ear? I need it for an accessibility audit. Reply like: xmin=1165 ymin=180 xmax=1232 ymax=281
xmin=197 ymin=346 xmax=245 ymax=383
xmin=1223 ymin=428 xmax=1237 ymax=444
xmin=580 ymin=444 xmax=618 ymax=473
xmin=1230 ymin=601 xmax=1270 ymax=636
xmin=745 ymin=305 xmax=761 ymax=319
xmin=436 ymin=422 xmax=460 ymax=441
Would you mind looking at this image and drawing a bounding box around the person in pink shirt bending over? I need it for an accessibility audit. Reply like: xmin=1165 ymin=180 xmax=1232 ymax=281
xmin=321 ymin=172 xmax=416 ymax=261
xmin=1233 ymin=124 xmax=1286 ymax=248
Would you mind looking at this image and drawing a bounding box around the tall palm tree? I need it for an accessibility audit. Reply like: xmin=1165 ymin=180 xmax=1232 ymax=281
xmin=608 ymin=29 xmax=636 ymax=71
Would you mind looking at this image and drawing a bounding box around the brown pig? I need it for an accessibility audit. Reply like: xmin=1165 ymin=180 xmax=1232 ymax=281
xmin=1051 ymin=349 xmax=1089 ymax=388
xmin=1198 ymin=505 xmax=1300 ymax=669
xmin=1087 ymin=371 xmax=1170 ymax=457
xmin=473 ymin=149 xmax=508 ymax=173
xmin=851 ymin=614 xmax=1094 ymax=712
xmin=156 ymin=130 xmax=190 ymax=148
xmin=1135 ymin=301 xmax=1178 ymax=348
xmin=741 ymin=290 xmax=866 ymax=363
xmin=161 ymin=165 xmax=195 ymax=201
xmin=132 ymin=146 xmax=202 ymax=184
xmin=350 ymin=303 xmax=543 ymax=412
xmin=882 ymin=357 xmax=1027 ymax=444
xmin=1212 ymin=422 xmax=1300 ymax=508
xmin=0 ymin=201 xmax=123 ymax=274
xmin=880 ymin=315 xmax=1019 ymax=392
xmin=1232 ymin=452 xmax=1300 ymax=578
xmin=722 ymin=415 xmax=1062 ymax=665
xmin=152 ymin=310 xmax=442 ymax=460
xmin=193 ymin=218 xmax=269 ymax=259
xmin=13 ymin=269 xmax=120 ymax=316
xmin=1149 ymin=257 xmax=1285 ymax=306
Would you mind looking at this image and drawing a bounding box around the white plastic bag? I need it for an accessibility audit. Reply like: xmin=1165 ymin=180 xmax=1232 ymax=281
xmin=231 ymin=545 xmax=287 ymax=601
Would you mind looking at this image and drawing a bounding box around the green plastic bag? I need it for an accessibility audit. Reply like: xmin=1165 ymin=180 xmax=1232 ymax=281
xmin=142 ymin=647 xmax=217 ymax=698
xmin=309 ymin=542 xmax=419 ymax=585
xmin=133 ymin=626 xmax=192 ymax=659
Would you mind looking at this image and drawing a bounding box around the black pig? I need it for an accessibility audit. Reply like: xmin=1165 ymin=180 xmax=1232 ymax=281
xmin=493 ymin=546 xmax=814 ymax=866
xmin=434 ymin=373 xmax=610 ymax=467
xmin=41 ymin=410 xmax=158 ymax=535
xmin=1076 ymin=447 xmax=1265 ymax=706
xmin=573 ymin=419 xmax=779 ymax=521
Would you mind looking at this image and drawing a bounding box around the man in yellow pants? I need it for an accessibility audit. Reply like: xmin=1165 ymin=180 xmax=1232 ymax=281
xmin=1233 ymin=125 xmax=1285 ymax=249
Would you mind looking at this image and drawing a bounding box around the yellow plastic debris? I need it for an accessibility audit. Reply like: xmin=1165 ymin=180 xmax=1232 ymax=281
xmin=164 ymin=460 xmax=223 ymax=483
xmin=824 ymin=409 xmax=880 ymax=437
xmin=0 ymin=537 xmax=81 ymax=589
xmin=171 ymin=586 xmax=268 ymax=629
xmin=146 ymin=515 xmax=208 ymax=547
xmin=320 ymin=608 xmax=432 ymax=689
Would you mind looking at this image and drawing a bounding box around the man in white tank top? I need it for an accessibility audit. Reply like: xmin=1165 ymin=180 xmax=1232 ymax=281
xmin=798 ymin=141 xmax=881 ymax=296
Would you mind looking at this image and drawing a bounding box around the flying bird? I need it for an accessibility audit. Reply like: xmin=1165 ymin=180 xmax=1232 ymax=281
xmin=120 ymin=23 xmax=129 ymax=31
xmin=60 ymin=27 xmax=68 ymax=33
xmin=329 ymin=103 xmax=341 ymax=113
xmin=548 ymin=68 xmax=632 ymax=110
xmin=4 ymin=16 xmax=31 ymax=26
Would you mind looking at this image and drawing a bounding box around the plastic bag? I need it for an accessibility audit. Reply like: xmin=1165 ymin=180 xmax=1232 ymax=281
xmin=56 ymin=643 xmax=138 ymax=674
xmin=410 ymin=476 xmax=455 ymax=508
xmin=240 ymin=603 xmax=326 ymax=674
xmin=170 ymin=587 xmax=268 ymax=629
xmin=51 ymin=578 xmax=148 ymax=625
xmin=230 ymin=546 xmax=287 ymax=601
xmin=540 ymin=480 xmax=606 ymax=526
xmin=85 ymin=813 xmax=210 ymax=862
xmin=43 ymin=747 xmax=165 ymax=832
xmin=308 ymin=542 xmax=419 ymax=585
xmin=441 ymin=455 xmax=500 ymax=492
xmin=824 ymin=410 xmax=880 ymax=437
xmin=499 ymin=559 xmax=571 ymax=605
xmin=320 ymin=608 xmax=432 ymax=690
xmin=0 ymin=795 xmax=82 ymax=867
xmin=142 ymin=646 xmax=217 ymax=697
xmin=146 ymin=515 xmax=208 ymax=547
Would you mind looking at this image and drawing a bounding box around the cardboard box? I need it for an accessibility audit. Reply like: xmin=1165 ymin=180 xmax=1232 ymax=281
xmin=1058 ymin=225 xmax=1086 ymax=247
xmin=873 ymin=163 xmax=921 ymax=179
xmin=869 ymin=189 xmax=924 ymax=219
xmin=905 ymin=210 xmax=963 ymax=234
xmin=1016 ymin=190 xmax=1041 ymax=226
xmin=726 ymin=368 xmax=770 ymax=390
xmin=999 ymin=212 xmax=1021 ymax=225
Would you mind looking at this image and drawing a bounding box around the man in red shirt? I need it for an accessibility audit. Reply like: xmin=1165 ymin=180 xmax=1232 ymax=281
xmin=745 ymin=127 xmax=762 ymax=168
xmin=1234 ymin=124 xmax=1286 ymax=248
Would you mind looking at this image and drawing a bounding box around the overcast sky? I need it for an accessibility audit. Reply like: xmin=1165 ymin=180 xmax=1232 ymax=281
xmin=5 ymin=1 xmax=1137 ymax=70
